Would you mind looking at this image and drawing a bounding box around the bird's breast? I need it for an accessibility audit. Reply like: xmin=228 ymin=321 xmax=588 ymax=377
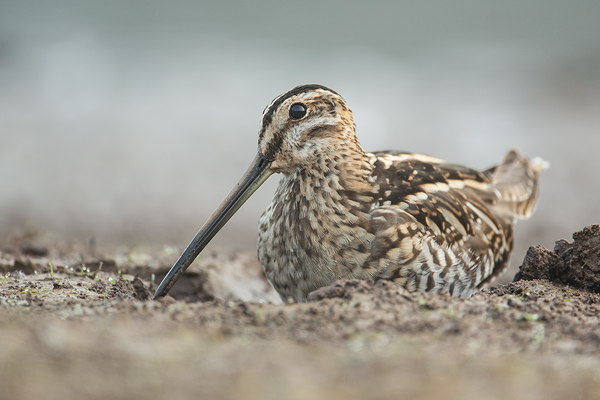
xmin=257 ymin=171 xmax=374 ymax=301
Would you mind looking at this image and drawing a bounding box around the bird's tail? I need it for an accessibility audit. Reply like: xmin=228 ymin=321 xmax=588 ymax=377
xmin=490 ymin=149 xmax=548 ymax=220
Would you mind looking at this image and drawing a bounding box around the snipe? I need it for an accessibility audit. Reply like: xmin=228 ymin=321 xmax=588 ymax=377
xmin=154 ymin=84 xmax=546 ymax=302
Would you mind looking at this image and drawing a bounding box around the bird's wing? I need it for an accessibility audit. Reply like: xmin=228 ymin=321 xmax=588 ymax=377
xmin=363 ymin=152 xmax=513 ymax=297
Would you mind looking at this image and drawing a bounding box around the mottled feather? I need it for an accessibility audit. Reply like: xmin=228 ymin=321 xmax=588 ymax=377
xmin=256 ymin=85 xmax=545 ymax=301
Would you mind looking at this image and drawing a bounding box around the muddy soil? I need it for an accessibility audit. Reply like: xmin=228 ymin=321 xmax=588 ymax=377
xmin=1 ymin=226 xmax=600 ymax=400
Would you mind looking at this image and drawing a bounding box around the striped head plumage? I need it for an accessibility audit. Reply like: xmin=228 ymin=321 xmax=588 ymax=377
xmin=257 ymin=84 xmax=360 ymax=173
xmin=154 ymin=84 xmax=546 ymax=302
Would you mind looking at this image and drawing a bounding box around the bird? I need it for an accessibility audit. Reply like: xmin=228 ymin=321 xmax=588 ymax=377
xmin=154 ymin=84 xmax=546 ymax=302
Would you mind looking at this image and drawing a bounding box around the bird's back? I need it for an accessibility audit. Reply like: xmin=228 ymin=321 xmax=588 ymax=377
xmin=364 ymin=149 xmax=545 ymax=297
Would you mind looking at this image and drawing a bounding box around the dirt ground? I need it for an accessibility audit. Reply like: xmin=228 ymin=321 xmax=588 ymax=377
xmin=1 ymin=226 xmax=600 ymax=400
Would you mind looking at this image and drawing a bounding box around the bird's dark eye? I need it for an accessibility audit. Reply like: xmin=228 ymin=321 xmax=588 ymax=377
xmin=289 ymin=103 xmax=307 ymax=120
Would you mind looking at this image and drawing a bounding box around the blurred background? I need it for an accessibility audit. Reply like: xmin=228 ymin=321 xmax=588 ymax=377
xmin=1 ymin=0 xmax=599 ymax=282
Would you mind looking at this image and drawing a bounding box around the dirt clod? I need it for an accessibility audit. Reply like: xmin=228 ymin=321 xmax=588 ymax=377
xmin=89 ymin=281 xmax=106 ymax=294
xmin=53 ymin=281 xmax=73 ymax=290
xmin=132 ymin=275 xmax=150 ymax=300
xmin=307 ymin=279 xmax=372 ymax=301
xmin=19 ymin=240 xmax=48 ymax=257
xmin=514 ymin=224 xmax=600 ymax=293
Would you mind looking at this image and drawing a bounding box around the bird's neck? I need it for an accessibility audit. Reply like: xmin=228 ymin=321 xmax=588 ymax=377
xmin=277 ymin=142 xmax=375 ymax=222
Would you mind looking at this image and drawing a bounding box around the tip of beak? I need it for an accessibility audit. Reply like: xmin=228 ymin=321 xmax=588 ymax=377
xmin=151 ymin=152 xmax=274 ymax=299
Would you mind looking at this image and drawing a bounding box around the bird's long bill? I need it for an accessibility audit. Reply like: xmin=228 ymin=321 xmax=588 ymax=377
xmin=153 ymin=153 xmax=273 ymax=300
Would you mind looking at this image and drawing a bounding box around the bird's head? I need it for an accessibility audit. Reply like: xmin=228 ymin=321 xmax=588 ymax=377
xmin=153 ymin=84 xmax=357 ymax=299
xmin=257 ymin=84 xmax=356 ymax=174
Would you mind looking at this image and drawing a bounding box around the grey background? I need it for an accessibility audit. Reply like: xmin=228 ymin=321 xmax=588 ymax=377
xmin=1 ymin=1 xmax=599 ymax=282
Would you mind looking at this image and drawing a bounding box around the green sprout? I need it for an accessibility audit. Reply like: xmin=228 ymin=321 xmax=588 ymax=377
xmin=98 ymin=261 xmax=103 ymax=272
xmin=49 ymin=262 xmax=54 ymax=278
xmin=523 ymin=313 xmax=539 ymax=322
xmin=2 ymin=273 xmax=10 ymax=284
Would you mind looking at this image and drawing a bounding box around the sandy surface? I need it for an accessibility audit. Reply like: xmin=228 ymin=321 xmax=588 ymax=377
xmin=1 ymin=226 xmax=600 ymax=400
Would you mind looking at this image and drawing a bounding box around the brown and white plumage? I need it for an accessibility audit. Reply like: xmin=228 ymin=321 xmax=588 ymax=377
xmin=154 ymin=84 xmax=546 ymax=302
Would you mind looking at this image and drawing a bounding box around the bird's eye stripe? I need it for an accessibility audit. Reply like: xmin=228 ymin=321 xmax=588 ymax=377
xmin=303 ymin=126 xmax=330 ymax=141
